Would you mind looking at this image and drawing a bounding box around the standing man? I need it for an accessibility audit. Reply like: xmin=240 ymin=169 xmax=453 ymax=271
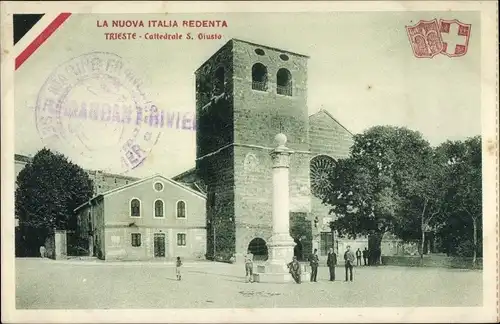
xmin=326 ymin=248 xmax=337 ymax=281
xmin=245 ymin=251 xmax=254 ymax=283
xmin=355 ymin=248 xmax=362 ymax=266
xmin=39 ymin=245 xmax=46 ymax=258
xmin=362 ymin=247 xmax=368 ymax=266
xmin=344 ymin=246 xmax=355 ymax=282
xmin=374 ymin=249 xmax=381 ymax=265
xmin=309 ymin=248 xmax=319 ymax=282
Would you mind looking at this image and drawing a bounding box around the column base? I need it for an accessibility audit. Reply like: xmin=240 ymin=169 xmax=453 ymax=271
xmin=253 ymin=233 xmax=297 ymax=283
xmin=253 ymin=261 xmax=293 ymax=283
xmin=253 ymin=262 xmax=310 ymax=283
xmin=267 ymin=233 xmax=296 ymax=262
xmin=253 ymin=272 xmax=294 ymax=283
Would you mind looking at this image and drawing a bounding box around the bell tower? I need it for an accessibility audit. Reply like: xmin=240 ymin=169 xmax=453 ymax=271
xmin=195 ymin=39 xmax=311 ymax=262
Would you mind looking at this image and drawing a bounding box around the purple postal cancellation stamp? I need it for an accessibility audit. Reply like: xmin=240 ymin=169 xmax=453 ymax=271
xmin=35 ymin=52 xmax=161 ymax=172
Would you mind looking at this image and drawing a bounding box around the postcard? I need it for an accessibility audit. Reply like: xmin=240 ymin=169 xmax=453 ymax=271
xmin=1 ymin=1 xmax=498 ymax=323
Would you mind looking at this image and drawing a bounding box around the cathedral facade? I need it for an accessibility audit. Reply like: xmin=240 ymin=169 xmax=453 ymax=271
xmin=180 ymin=39 xmax=356 ymax=262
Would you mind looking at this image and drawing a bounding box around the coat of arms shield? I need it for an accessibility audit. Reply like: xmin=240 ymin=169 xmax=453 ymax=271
xmin=406 ymin=19 xmax=444 ymax=58
xmin=439 ymin=19 xmax=472 ymax=57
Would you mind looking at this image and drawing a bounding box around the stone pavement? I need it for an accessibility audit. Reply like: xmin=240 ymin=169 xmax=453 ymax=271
xmin=15 ymin=258 xmax=482 ymax=309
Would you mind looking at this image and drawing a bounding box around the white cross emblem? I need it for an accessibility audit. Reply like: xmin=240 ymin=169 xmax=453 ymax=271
xmin=440 ymin=20 xmax=471 ymax=57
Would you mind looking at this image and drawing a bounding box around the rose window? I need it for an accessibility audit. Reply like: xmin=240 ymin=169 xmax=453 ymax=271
xmin=310 ymin=155 xmax=336 ymax=198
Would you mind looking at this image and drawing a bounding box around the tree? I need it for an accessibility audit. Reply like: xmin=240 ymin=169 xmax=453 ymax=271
xmin=436 ymin=136 xmax=482 ymax=266
xmin=325 ymin=126 xmax=433 ymax=264
xmin=15 ymin=149 xmax=93 ymax=256
xmin=394 ymin=147 xmax=448 ymax=258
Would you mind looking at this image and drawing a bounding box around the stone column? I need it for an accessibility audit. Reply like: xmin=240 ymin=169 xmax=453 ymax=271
xmin=254 ymin=134 xmax=297 ymax=283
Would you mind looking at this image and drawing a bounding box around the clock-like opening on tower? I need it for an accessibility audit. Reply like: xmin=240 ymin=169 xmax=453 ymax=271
xmin=279 ymin=54 xmax=289 ymax=61
xmin=254 ymin=48 xmax=265 ymax=56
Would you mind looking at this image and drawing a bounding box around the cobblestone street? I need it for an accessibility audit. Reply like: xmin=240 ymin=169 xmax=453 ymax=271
xmin=15 ymin=258 xmax=482 ymax=309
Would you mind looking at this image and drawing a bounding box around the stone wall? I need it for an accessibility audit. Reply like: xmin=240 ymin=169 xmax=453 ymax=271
xmin=195 ymin=40 xmax=234 ymax=158
xmin=201 ymin=150 xmax=236 ymax=261
xmin=232 ymin=40 xmax=311 ymax=261
xmin=232 ymin=39 xmax=309 ymax=151
xmin=381 ymin=255 xmax=483 ymax=269
xmin=308 ymin=110 xmax=354 ymax=159
xmin=308 ymin=110 xmax=355 ymax=259
xmin=86 ymin=170 xmax=139 ymax=194
xmin=196 ymin=39 xmax=313 ymax=263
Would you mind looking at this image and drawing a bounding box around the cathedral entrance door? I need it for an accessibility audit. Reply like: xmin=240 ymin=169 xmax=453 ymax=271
xmin=154 ymin=233 xmax=166 ymax=258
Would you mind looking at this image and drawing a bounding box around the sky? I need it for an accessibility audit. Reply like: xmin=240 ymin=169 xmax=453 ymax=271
xmin=14 ymin=11 xmax=481 ymax=178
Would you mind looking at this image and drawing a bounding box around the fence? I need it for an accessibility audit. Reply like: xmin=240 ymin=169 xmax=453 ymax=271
xmin=277 ymin=84 xmax=292 ymax=96
xmin=252 ymin=81 xmax=267 ymax=91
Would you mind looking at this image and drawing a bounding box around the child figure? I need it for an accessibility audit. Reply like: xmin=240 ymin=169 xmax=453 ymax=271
xmin=176 ymin=256 xmax=183 ymax=281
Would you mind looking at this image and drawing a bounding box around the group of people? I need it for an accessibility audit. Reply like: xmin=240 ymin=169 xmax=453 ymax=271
xmin=244 ymin=245 xmax=371 ymax=284
xmin=356 ymin=247 xmax=370 ymax=266
xmin=287 ymin=246 xmax=357 ymax=284
xmin=286 ymin=245 xmax=370 ymax=284
xmin=284 ymin=246 xmax=358 ymax=284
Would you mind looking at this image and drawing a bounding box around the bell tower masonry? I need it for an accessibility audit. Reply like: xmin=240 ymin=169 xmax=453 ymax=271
xmin=195 ymin=39 xmax=311 ymax=263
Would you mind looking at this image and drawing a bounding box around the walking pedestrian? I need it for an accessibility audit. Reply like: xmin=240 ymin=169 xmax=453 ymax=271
xmin=309 ymin=249 xmax=319 ymax=282
xmin=362 ymin=247 xmax=368 ymax=266
xmin=356 ymin=248 xmax=362 ymax=266
xmin=327 ymin=248 xmax=337 ymax=281
xmin=245 ymin=251 xmax=254 ymax=283
xmin=344 ymin=246 xmax=355 ymax=282
xmin=176 ymin=256 xmax=183 ymax=280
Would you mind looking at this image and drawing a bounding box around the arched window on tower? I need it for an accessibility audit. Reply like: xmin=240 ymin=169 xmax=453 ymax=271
xmin=276 ymin=68 xmax=293 ymax=96
xmin=251 ymin=63 xmax=268 ymax=91
xmin=212 ymin=66 xmax=225 ymax=96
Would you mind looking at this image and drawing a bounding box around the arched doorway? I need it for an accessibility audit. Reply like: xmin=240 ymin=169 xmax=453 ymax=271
xmin=294 ymin=238 xmax=304 ymax=261
xmin=247 ymin=238 xmax=268 ymax=261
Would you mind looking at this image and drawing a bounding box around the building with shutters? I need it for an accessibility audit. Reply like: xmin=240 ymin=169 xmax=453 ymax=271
xmin=73 ymin=174 xmax=207 ymax=261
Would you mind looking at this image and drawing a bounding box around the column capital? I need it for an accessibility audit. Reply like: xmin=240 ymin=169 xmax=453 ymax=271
xmin=270 ymin=133 xmax=294 ymax=168
xmin=270 ymin=149 xmax=294 ymax=168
